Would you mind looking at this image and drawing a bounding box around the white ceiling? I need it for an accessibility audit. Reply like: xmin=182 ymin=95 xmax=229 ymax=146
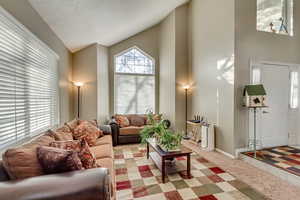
xmin=29 ymin=0 xmax=188 ymax=52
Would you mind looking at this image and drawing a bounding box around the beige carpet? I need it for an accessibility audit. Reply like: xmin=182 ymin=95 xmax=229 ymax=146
xmin=182 ymin=140 xmax=300 ymax=200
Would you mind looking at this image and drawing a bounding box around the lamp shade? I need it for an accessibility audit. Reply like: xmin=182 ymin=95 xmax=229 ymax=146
xmin=74 ymin=82 xmax=84 ymax=87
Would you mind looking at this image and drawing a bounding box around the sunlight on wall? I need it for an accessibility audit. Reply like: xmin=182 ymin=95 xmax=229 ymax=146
xmin=217 ymin=55 xmax=234 ymax=85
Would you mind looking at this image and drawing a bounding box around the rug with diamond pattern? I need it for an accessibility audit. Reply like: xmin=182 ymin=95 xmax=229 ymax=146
xmin=114 ymin=145 xmax=268 ymax=200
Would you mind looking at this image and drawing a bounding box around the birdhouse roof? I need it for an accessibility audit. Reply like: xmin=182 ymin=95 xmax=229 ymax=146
xmin=243 ymin=84 xmax=266 ymax=96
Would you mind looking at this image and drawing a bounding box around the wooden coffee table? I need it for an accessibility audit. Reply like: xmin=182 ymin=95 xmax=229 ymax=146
xmin=146 ymin=139 xmax=192 ymax=183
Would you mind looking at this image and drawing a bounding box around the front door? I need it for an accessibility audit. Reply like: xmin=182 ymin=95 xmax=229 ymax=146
xmin=260 ymin=65 xmax=289 ymax=147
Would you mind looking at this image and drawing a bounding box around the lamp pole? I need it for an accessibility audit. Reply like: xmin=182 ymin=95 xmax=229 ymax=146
xmin=185 ymin=88 xmax=188 ymax=134
xmin=77 ymin=85 xmax=81 ymax=119
xmin=183 ymin=85 xmax=190 ymax=140
xmin=74 ymin=82 xmax=83 ymax=119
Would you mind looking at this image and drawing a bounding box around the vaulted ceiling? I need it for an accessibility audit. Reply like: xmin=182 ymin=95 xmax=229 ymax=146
xmin=29 ymin=0 xmax=188 ymax=52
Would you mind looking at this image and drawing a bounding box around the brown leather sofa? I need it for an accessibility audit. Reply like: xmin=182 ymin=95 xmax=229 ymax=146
xmin=110 ymin=114 xmax=147 ymax=146
xmin=110 ymin=114 xmax=170 ymax=146
xmin=0 ymin=119 xmax=115 ymax=200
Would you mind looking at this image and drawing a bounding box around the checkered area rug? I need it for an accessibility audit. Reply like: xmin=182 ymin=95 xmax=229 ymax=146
xmin=243 ymin=146 xmax=300 ymax=177
xmin=114 ymin=145 xmax=267 ymax=200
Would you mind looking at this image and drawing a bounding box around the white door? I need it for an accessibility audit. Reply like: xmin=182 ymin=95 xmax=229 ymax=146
xmin=260 ymin=65 xmax=289 ymax=147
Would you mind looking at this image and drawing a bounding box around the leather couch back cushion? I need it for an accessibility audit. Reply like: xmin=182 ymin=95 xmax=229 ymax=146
xmin=2 ymin=145 xmax=44 ymax=179
xmin=129 ymin=115 xmax=145 ymax=126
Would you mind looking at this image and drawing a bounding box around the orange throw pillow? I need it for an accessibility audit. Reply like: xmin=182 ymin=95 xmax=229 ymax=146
xmin=73 ymin=121 xmax=102 ymax=146
xmin=115 ymin=115 xmax=130 ymax=127
xmin=78 ymin=139 xmax=98 ymax=169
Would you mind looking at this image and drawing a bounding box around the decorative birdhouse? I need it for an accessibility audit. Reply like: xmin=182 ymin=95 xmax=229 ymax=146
xmin=243 ymin=84 xmax=267 ymax=107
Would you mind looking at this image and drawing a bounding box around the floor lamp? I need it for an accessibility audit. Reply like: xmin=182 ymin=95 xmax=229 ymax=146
xmin=183 ymin=85 xmax=190 ymax=140
xmin=74 ymin=82 xmax=83 ymax=118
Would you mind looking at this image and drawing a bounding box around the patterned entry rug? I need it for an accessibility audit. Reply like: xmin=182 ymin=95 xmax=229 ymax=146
xmin=114 ymin=145 xmax=268 ymax=200
xmin=243 ymin=146 xmax=300 ymax=177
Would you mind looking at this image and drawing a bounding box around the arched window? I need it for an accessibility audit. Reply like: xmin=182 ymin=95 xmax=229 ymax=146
xmin=114 ymin=46 xmax=155 ymax=114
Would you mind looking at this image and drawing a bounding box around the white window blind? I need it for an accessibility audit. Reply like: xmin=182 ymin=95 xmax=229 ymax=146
xmin=0 ymin=7 xmax=59 ymax=149
xmin=114 ymin=47 xmax=155 ymax=114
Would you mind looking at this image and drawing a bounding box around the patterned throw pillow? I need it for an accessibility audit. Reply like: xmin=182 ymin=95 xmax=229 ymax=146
xmin=115 ymin=115 xmax=130 ymax=127
xmin=37 ymin=146 xmax=83 ymax=174
xmin=78 ymin=139 xmax=98 ymax=169
xmin=49 ymin=140 xmax=81 ymax=152
xmin=65 ymin=152 xmax=84 ymax=171
xmin=73 ymin=121 xmax=101 ymax=146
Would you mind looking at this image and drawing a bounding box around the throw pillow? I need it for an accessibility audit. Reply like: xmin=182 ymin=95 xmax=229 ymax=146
xmin=47 ymin=129 xmax=73 ymax=141
xmin=49 ymin=140 xmax=81 ymax=152
xmin=64 ymin=119 xmax=80 ymax=134
xmin=73 ymin=121 xmax=101 ymax=146
xmin=37 ymin=146 xmax=73 ymax=174
xmin=115 ymin=115 xmax=130 ymax=127
xmin=78 ymin=139 xmax=98 ymax=169
xmin=130 ymin=115 xmax=145 ymax=127
xmin=65 ymin=151 xmax=84 ymax=171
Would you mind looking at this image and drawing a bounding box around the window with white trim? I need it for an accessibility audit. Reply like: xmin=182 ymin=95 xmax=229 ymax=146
xmin=114 ymin=47 xmax=155 ymax=114
xmin=0 ymin=8 xmax=59 ymax=149
xmin=257 ymin=0 xmax=294 ymax=36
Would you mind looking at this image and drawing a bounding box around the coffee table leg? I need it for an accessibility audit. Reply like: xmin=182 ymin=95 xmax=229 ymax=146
xmin=162 ymin=157 xmax=166 ymax=183
xmin=187 ymin=154 xmax=191 ymax=178
xmin=147 ymin=142 xmax=149 ymax=159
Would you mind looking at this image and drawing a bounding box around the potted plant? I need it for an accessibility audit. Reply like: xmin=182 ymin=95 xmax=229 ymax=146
xmin=140 ymin=112 xmax=182 ymax=152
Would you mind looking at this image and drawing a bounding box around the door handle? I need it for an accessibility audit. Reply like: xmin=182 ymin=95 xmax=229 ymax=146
xmin=262 ymin=111 xmax=269 ymax=114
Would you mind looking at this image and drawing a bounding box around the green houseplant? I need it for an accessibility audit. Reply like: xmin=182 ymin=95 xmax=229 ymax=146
xmin=140 ymin=112 xmax=182 ymax=151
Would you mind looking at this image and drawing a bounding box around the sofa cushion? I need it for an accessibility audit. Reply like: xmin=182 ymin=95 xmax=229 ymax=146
xmin=23 ymin=134 xmax=55 ymax=148
xmin=115 ymin=115 xmax=130 ymax=128
xmin=78 ymin=139 xmax=98 ymax=169
xmin=130 ymin=115 xmax=145 ymax=126
xmin=95 ymin=135 xmax=112 ymax=146
xmin=49 ymin=140 xmax=81 ymax=152
xmin=119 ymin=126 xmax=144 ymax=135
xmin=90 ymin=144 xmax=113 ymax=159
xmin=2 ymin=146 xmax=44 ymax=179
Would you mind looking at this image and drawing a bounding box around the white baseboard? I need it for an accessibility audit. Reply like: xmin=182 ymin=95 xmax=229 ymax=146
xmin=215 ymin=148 xmax=236 ymax=159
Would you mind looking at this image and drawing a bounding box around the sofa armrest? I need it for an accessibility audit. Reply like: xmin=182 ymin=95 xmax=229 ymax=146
xmin=109 ymin=121 xmax=119 ymax=146
xmin=0 ymin=168 xmax=111 ymax=200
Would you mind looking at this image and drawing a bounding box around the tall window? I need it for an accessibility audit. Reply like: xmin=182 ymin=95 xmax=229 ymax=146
xmin=257 ymin=0 xmax=293 ymax=36
xmin=0 ymin=8 xmax=59 ymax=149
xmin=114 ymin=47 xmax=155 ymax=114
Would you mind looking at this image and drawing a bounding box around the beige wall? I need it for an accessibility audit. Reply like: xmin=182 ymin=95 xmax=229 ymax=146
xmin=175 ymin=4 xmax=189 ymax=132
xmin=0 ymin=0 xmax=74 ymax=123
xmin=159 ymin=4 xmax=189 ymax=132
xmin=159 ymin=11 xmax=176 ymax=126
xmin=73 ymin=44 xmax=98 ymax=120
xmin=189 ymin=0 xmax=235 ymax=154
xmin=109 ymin=25 xmax=160 ymax=115
xmin=234 ymin=0 xmax=300 ymax=151
xmin=97 ymin=45 xmax=110 ymax=124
